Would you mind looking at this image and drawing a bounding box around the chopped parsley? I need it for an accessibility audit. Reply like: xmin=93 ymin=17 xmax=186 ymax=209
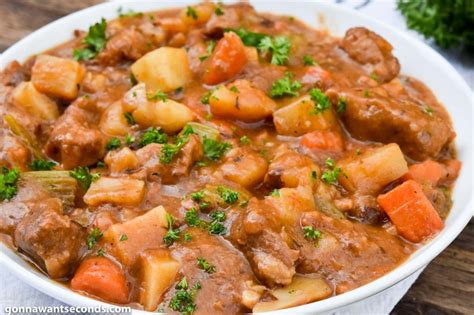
xmin=147 ymin=90 xmax=168 ymax=102
xmin=184 ymin=233 xmax=192 ymax=241
xmin=321 ymin=158 xmax=342 ymax=185
xmin=73 ymin=18 xmax=107 ymax=61
xmin=239 ymin=135 xmax=251 ymax=145
xmin=199 ymin=40 xmax=216 ymax=61
xmin=423 ymin=105 xmax=434 ymax=116
xmin=96 ymin=248 xmax=105 ymax=256
xmin=124 ymin=112 xmax=135 ymax=125
xmin=202 ymin=137 xmax=231 ymax=161
xmin=130 ymin=72 xmax=138 ymax=86
xmin=106 ymin=138 xmax=121 ymax=151
xmin=185 ymin=208 xmax=203 ymax=227
xmin=197 ymin=257 xmax=216 ymax=274
xmin=163 ymin=214 xmax=180 ymax=246
xmin=270 ymin=189 xmax=280 ymax=197
xmin=370 ymin=73 xmax=378 ymax=82
xmin=258 ymin=36 xmax=291 ymax=65
xmin=337 ymin=97 xmax=347 ymax=114
xmin=363 ymin=90 xmax=370 ymax=97
xmin=303 ymin=226 xmax=322 ymax=240
xmin=160 ymin=133 xmax=191 ymax=164
xmin=125 ymin=134 xmax=135 ymax=146
xmin=309 ymin=88 xmax=330 ymax=113
xmin=70 ymin=166 xmax=100 ymax=190
xmin=229 ymin=86 xmax=240 ymax=93
xmin=119 ymin=234 xmax=128 ymax=242
xmin=139 ymin=128 xmax=168 ymax=147
xmin=29 ymin=159 xmax=56 ymax=171
xmin=311 ymin=170 xmax=318 ymax=180
xmin=217 ymin=186 xmax=239 ymax=204
xmin=230 ymin=28 xmax=270 ymax=47
xmin=208 ymin=211 xmax=226 ymax=235
xmin=96 ymin=161 xmax=106 ymax=168
xmin=186 ymin=6 xmax=198 ymax=20
xmin=0 ymin=167 xmax=20 ymax=201
xmin=303 ymin=55 xmax=317 ymax=66
xmin=117 ymin=7 xmax=143 ymax=18
xmin=214 ymin=6 xmax=224 ymax=16
xmin=190 ymin=191 xmax=205 ymax=202
xmin=270 ymin=73 xmax=301 ymax=98
xmin=86 ymin=227 xmax=103 ymax=249
xmin=169 ymin=277 xmax=201 ymax=315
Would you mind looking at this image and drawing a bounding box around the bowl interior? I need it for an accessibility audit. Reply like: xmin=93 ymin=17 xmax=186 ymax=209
xmin=0 ymin=1 xmax=472 ymax=314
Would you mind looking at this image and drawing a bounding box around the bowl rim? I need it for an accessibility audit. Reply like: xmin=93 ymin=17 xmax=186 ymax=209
xmin=0 ymin=1 xmax=472 ymax=314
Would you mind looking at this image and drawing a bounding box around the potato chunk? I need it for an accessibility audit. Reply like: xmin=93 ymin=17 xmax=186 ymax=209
xmin=180 ymin=3 xmax=214 ymax=25
xmin=105 ymin=147 xmax=139 ymax=174
xmin=219 ymin=147 xmax=268 ymax=188
xmin=273 ymin=95 xmax=338 ymax=136
xmin=338 ymin=143 xmax=408 ymax=194
xmin=12 ymin=82 xmax=59 ymax=121
xmin=83 ymin=177 xmax=145 ymax=206
xmin=253 ymin=276 xmax=332 ymax=312
xmin=131 ymin=47 xmax=192 ymax=92
xmin=31 ymin=55 xmax=85 ymax=100
xmin=139 ymin=249 xmax=180 ymax=311
xmin=99 ymin=101 xmax=131 ymax=136
xmin=210 ymin=80 xmax=276 ymax=122
xmin=103 ymin=206 xmax=168 ymax=266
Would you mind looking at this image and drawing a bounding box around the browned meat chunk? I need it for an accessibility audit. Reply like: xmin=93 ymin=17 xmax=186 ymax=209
xmin=45 ymin=103 xmax=105 ymax=169
xmin=327 ymin=79 xmax=455 ymax=161
xmin=0 ymin=130 xmax=30 ymax=170
xmin=340 ymin=27 xmax=400 ymax=83
xmin=204 ymin=3 xmax=254 ymax=36
xmin=97 ymin=28 xmax=150 ymax=65
xmin=14 ymin=198 xmax=84 ymax=278
xmin=165 ymin=228 xmax=258 ymax=314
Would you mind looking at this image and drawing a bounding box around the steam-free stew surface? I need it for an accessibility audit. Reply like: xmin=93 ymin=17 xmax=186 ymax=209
xmin=0 ymin=2 xmax=461 ymax=314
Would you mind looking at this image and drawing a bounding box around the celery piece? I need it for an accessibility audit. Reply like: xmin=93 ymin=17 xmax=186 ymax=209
xmin=182 ymin=122 xmax=220 ymax=141
xmin=4 ymin=114 xmax=47 ymax=160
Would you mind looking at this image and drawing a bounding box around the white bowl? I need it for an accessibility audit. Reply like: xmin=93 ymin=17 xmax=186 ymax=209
xmin=0 ymin=1 xmax=472 ymax=314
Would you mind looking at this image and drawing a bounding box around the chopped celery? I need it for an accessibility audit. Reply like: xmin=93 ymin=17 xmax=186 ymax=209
xmin=4 ymin=114 xmax=47 ymax=160
xmin=183 ymin=122 xmax=220 ymax=141
xmin=21 ymin=171 xmax=78 ymax=209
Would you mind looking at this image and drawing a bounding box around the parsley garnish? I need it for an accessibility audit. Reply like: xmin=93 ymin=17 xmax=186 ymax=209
xmin=201 ymin=91 xmax=212 ymax=105
xmin=217 ymin=186 xmax=239 ymax=204
xmin=73 ymin=18 xmax=107 ymax=61
xmin=186 ymin=6 xmax=198 ymax=20
xmin=139 ymin=128 xmax=168 ymax=147
xmin=29 ymin=159 xmax=56 ymax=171
xmin=199 ymin=40 xmax=216 ymax=61
xmin=119 ymin=234 xmax=128 ymax=241
xmin=125 ymin=134 xmax=135 ymax=146
xmin=208 ymin=211 xmax=226 ymax=235
xmin=202 ymin=137 xmax=231 ymax=161
xmin=229 ymin=86 xmax=240 ymax=93
xmin=270 ymin=189 xmax=280 ymax=197
xmin=370 ymin=73 xmax=378 ymax=82
xmin=169 ymin=277 xmax=201 ymax=315
xmin=117 ymin=7 xmax=143 ymax=18
xmin=270 ymin=73 xmax=301 ymax=98
xmin=303 ymin=55 xmax=317 ymax=66
xmin=309 ymin=88 xmax=330 ymax=113
xmin=96 ymin=248 xmax=105 ymax=256
xmin=214 ymin=7 xmax=224 ymax=16
xmin=239 ymin=135 xmax=250 ymax=145
xmin=0 ymin=167 xmax=20 ymax=201
xmin=303 ymin=226 xmax=322 ymax=240
xmin=258 ymin=36 xmax=291 ymax=65
xmin=230 ymin=28 xmax=269 ymax=47
xmin=160 ymin=133 xmax=191 ymax=164
xmin=423 ymin=105 xmax=434 ymax=116
xmin=86 ymin=227 xmax=103 ymax=249
xmin=147 ymin=90 xmax=168 ymax=102
xmin=197 ymin=257 xmax=216 ymax=273
xmin=321 ymin=158 xmax=342 ymax=185
xmin=124 ymin=112 xmax=135 ymax=125
xmin=70 ymin=166 xmax=100 ymax=190
xmin=106 ymin=138 xmax=121 ymax=151
xmin=337 ymin=97 xmax=347 ymax=114
xmin=184 ymin=233 xmax=192 ymax=241
xmin=190 ymin=191 xmax=205 ymax=202
xmin=185 ymin=208 xmax=203 ymax=227
xmin=163 ymin=214 xmax=180 ymax=246
xmin=311 ymin=170 xmax=318 ymax=180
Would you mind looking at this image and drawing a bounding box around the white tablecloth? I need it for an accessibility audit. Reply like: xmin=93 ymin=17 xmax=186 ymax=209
xmin=0 ymin=1 xmax=472 ymax=314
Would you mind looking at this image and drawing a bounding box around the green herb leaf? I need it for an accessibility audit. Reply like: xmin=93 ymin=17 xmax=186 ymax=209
xmin=258 ymin=36 xmax=291 ymax=65
xmin=337 ymin=97 xmax=347 ymax=114
xmin=214 ymin=7 xmax=224 ymax=16
xmin=73 ymin=18 xmax=107 ymax=61
xmin=163 ymin=214 xmax=180 ymax=246
xmin=185 ymin=208 xmax=203 ymax=227
xmin=184 ymin=233 xmax=192 ymax=241
xmin=309 ymin=88 xmax=330 ymax=113
xmin=217 ymin=186 xmax=239 ymax=204
xmin=202 ymin=137 xmax=231 ymax=161
xmin=117 ymin=6 xmax=143 ymax=18
xmin=139 ymin=128 xmax=168 ymax=147
xmin=186 ymin=6 xmax=198 ymax=20
xmin=86 ymin=227 xmax=103 ymax=249
xmin=230 ymin=28 xmax=270 ymax=47
xmin=106 ymin=138 xmax=121 ymax=151
xmin=119 ymin=234 xmax=128 ymax=241
xmin=270 ymin=189 xmax=280 ymax=197
xmin=0 ymin=167 xmax=20 ymax=201
xmin=199 ymin=40 xmax=216 ymax=61
xmin=321 ymin=158 xmax=341 ymax=185
xmin=147 ymin=90 xmax=168 ymax=102
xmin=70 ymin=166 xmax=100 ymax=190
xmin=169 ymin=277 xmax=201 ymax=315
xmin=239 ymin=135 xmax=251 ymax=145
xmin=125 ymin=134 xmax=135 ymax=146
xmin=197 ymin=257 xmax=216 ymax=273
xmin=29 ymin=159 xmax=57 ymax=171
xmin=270 ymin=73 xmax=301 ymax=98
xmin=303 ymin=55 xmax=317 ymax=66
xmin=208 ymin=211 xmax=226 ymax=235
xmin=124 ymin=112 xmax=135 ymax=125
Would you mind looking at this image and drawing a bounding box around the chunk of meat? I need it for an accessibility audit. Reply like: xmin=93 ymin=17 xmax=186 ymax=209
xmin=239 ymin=63 xmax=286 ymax=94
xmin=0 ymin=61 xmax=27 ymax=87
xmin=0 ymin=130 xmax=30 ymax=170
xmin=14 ymin=198 xmax=84 ymax=278
xmin=298 ymin=211 xmax=412 ymax=293
xmin=97 ymin=27 xmax=150 ymax=65
xmin=204 ymin=3 xmax=255 ymax=35
xmin=45 ymin=103 xmax=105 ymax=169
xmin=340 ymin=27 xmax=400 ymax=83
xmin=327 ymin=79 xmax=455 ymax=161
xmin=162 ymin=228 xmax=258 ymax=314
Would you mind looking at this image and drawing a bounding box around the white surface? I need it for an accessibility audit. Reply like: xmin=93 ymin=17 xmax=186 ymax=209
xmin=0 ymin=1 xmax=472 ymax=314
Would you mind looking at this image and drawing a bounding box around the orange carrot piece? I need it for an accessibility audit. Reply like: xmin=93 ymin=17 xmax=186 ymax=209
xmin=402 ymin=160 xmax=447 ymax=186
xmin=445 ymin=159 xmax=461 ymax=181
xmin=202 ymin=32 xmax=247 ymax=85
xmin=377 ymin=180 xmax=443 ymax=243
xmin=71 ymin=257 xmax=129 ymax=304
xmin=300 ymin=130 xmax=344 ymax=152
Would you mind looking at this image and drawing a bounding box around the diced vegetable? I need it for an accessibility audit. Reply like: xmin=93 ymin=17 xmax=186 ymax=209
xmin=71 ymin=257 xmax=129 ymax=304
xmin=31 ymin=55 xmax=85 ymax=100
xmin=102 ymin=206 xmax=168 ymax=266
xmin=104 ymin=147 xmax=139 ymax=174
xmin=21 ymin=171 xmax=77 ymax=209
xmin=267 ymin=186 xmax=316 ymax=225
xmin=131 ymin=47 xmax=192 ymax=92
xmin=445 ymin=159 xmax=461 ymax=181
xmin=99 ymin=101 xmax=131 ymax=136
xmin=219 ymin=148 xmax=268 ymax=188
xmin=273 ymin=95 xmax=338 ymax=136
xmin=203 ymin=32 xmax=247 ymax=85
xmin=183 ymin=122 xmax=220 ymax=141
xmin=83 ymin=177 xmax=145 ymax=206
xmin=4 ymin=114 xmax=46 ymax=160
xmin=300 ymin=130 xmax=344 ymax=152
xmin=209 ymin=80 xmax=276 ymax=122
xmin=12 ymin=82 xmax=59 ymax=121
xmin=180 ymin=3 xmax=214 ymax=25
xmin=402 ymin=160 xmax=447 ymax=186
xmin=253 ymin=276 xmax=332 ymax=312
xmin=377 ymin=180 xmax=444 ymax=243
xmin=338 ymin=143 xmax=408 ymax=194
xmin=139 ymin=249 xmax=181 ymax=311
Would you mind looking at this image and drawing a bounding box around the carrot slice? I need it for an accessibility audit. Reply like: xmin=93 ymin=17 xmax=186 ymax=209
xmin=445 ymin=159 xmax=461 ymax=181
xmin=377 ymin=180 xmax=443 ymax=243
xmin=300 ymin=130 xmax=344 ymax=152
xmin=202 ymin=32 xmax=247 ymax=85
xmin=402 ymin=160 xmax=447 ymax=186
xmin=71 ymin=257 xmax=129 ymax=304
